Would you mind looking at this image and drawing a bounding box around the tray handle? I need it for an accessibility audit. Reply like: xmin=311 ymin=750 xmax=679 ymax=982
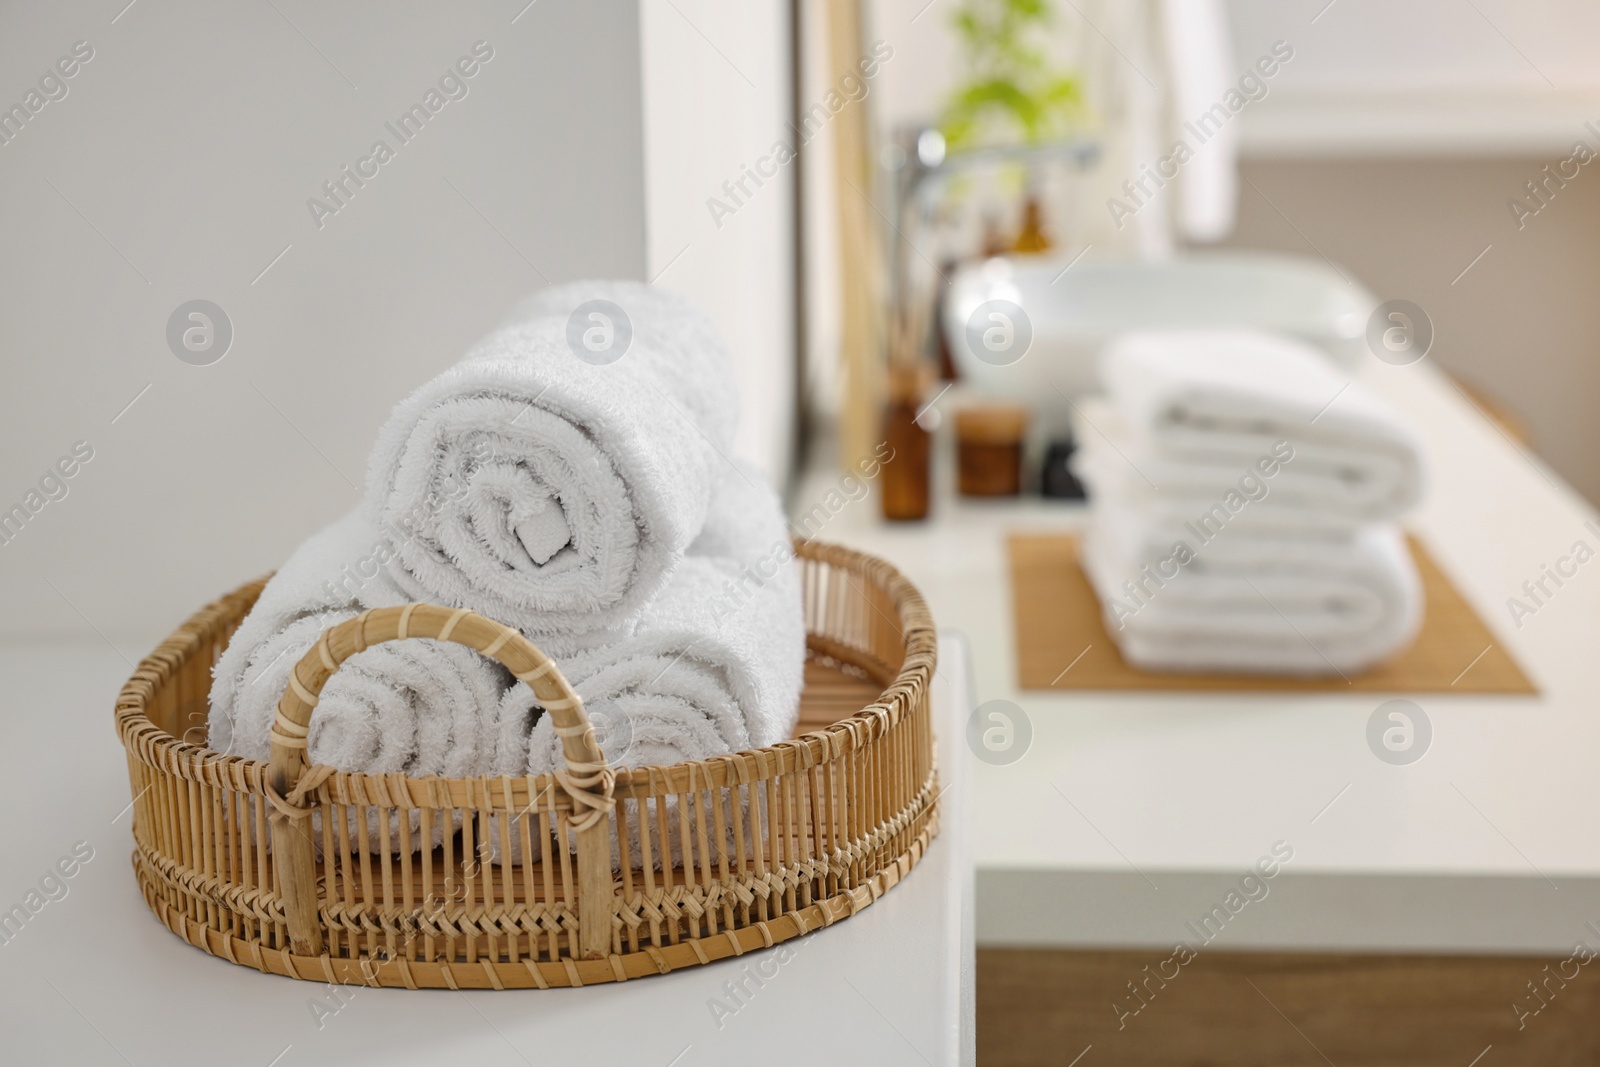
xmin=266 ymin=603 xmax=614 ymax=960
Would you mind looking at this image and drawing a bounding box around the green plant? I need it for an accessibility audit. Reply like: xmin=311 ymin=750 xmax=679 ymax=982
xmin=940 ymin=0 xmax=1083 ymax=150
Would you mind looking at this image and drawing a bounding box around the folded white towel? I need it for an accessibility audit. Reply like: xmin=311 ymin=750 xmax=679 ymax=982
xmin=1080 ymin=499 xmax=1423 ymax=676
xmin=1072 ymin=399 xmax=1363 ymax=538
xmin=364 ymin=281 xmax=740 ymax=653
xmin=1099 ymin=329 xmax=1426 ymax=521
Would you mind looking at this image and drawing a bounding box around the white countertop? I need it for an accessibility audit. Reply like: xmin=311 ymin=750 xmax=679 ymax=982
xmin=796 ymin=358 xmax=1600 ymax=955
xmin=0 ymin=638 xmax=974 ymax=1066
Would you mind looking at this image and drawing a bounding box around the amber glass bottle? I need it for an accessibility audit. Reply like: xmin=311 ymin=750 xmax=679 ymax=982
xmin=880 ymin=363 xmax=932 ymax=521
xmin=1012 ymin=195 xmax=1053 ymax=254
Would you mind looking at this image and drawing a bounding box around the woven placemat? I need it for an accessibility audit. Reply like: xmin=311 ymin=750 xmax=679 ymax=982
xmin=1009 ymin=531 xmax=1537 ymax=693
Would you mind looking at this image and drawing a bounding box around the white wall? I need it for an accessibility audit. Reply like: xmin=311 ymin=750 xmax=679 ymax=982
xmin=0 ymin=0 xmax=649 ymax=645
xmin=639 ymin=0 xmax=796 ymax=484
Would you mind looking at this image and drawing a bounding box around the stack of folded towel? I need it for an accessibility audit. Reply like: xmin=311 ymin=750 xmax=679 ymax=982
xmin=208 ymin=282 xmax=806 ymax=826
xmin=1073 ymin=328 xmax=1427 ymax=676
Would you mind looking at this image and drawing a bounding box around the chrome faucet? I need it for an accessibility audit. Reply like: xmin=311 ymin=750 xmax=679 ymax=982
xmin=878 ymin=126 xmax=1099 ymax=362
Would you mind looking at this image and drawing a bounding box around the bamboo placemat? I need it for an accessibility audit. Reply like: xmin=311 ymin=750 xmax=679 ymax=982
xmin=1009 ymin=532 xmax=1536 ymax=693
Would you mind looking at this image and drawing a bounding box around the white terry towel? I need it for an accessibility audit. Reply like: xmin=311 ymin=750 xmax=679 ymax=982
xmin=1072 ymin=398 xmax=1363 ymax=538
xmin=1158 ymin=0 xmax=1238 ymax=243
xmin=208 ymin=512 xmax=516 ymax=852
xmin=492 ymin=462 xmax=804 ymax=868
xmin=208 ymin=511 xmax=516 ymax=779
xmin=1080 ymin=500 xmax=1423 ymax=676
xmin=1099 ymin=329 xmax=1426 ymax=521
xmin=501 ymin=460 xmax=806 ymax=778
xmin=363 ymin=281 xmax=740 ymax=654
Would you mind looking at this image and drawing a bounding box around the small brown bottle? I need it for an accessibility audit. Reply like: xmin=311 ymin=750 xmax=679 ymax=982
xmin=880 ymin=364 xmax=932 ymax=521
xmin=955 ymin=405 xmax=1029 ymax=496
xmin=1012 ymin=195 xmax=1053 ymax=255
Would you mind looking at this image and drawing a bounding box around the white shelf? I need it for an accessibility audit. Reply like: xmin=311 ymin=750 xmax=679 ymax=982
xmin=1239 ymin=89 xmax=1600 ymax=158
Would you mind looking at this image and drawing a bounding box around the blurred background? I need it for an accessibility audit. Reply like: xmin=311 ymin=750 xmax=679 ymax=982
xmin=4 ymin=0 xmax=1597 ymax=646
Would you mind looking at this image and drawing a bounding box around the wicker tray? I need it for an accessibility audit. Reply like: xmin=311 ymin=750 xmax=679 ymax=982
xmin=114 ymin=540 xmax=938 ymax=988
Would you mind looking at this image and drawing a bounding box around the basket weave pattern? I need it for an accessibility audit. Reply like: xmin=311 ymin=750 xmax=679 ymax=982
xmin=114 ymin=541 xmax=938 ymax=987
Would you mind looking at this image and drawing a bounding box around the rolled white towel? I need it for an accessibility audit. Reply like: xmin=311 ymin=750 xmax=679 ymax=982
xmin=209 ymin=512 xmax=503 ymax=767
xmin=503 ymin=460 xmax=805 ymax=775
xmin=497 ymin=461 xmax=805 ymax=866
xmin=363 ymin=281 xmax=740 ymax=653
xmin=1098 ymin=329 xmax=1426 ymax=521
xmin=208 ymin=512 xmax=514 ymax=850
xmin=1080 ymin=503 xmax=1423 ymax=676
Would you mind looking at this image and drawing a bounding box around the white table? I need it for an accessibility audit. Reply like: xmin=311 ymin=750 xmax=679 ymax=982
xmin=798 ymin=358 xmax=1600 ymax=956
xmin=0 ymin=639 xmax=973 ymax=1066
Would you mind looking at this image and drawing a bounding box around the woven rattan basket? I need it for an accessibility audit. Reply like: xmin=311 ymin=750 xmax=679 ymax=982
xmin=114 ymin=540 xmax=937 ymax=988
